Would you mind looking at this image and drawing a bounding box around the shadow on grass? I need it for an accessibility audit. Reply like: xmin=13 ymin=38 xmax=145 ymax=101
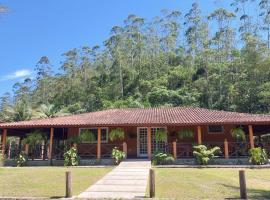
xmin=50 ymin=196 xmax=64 ymax=199
xmin=221 ymin=184 xmax=270 ymax=200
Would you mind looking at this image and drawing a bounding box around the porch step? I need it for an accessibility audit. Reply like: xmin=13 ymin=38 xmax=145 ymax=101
xmin=77 ymin=160 xmax=151 ymax=199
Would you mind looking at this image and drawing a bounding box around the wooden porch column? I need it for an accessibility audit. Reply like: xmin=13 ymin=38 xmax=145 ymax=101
xmin=197 ymin=126 xmax=202 ymax=144
xmin=248 ymin=125 xmax=254 ymax=149
xmin=147 ymin=127 xmax=152 ymax=159
xmin=49 ymin=128 xmax=54 ymax=164
xmin=224 ymin=138 xmax=229 ymax=159
xmin=123 ymin=142 xmax=127 ymax=158
xmin=173 ymin=141 xmax=177 ymax=159
xmin=1 ymin=129 xmax=7 ymax=158
xmin=97 ymin=127 xmax=101 ymax=160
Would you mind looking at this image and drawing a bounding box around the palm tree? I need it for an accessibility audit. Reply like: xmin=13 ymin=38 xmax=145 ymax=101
xmin=34 ymin=104 xmax=70 ymax=118
xmin=2 ymin=101 xmax=32 ymax=122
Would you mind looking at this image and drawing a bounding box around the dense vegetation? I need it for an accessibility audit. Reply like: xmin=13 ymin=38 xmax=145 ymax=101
xmin=1 ymin=0 xmax=270 ymax=122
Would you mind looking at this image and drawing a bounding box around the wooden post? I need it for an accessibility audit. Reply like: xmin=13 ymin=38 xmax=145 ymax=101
xmin=239 ymin=170 xmax=247 ymax=199
xmin=66 ymin=171 xmax=72 ymax=198
xmin=123 ymin=142 xmax=127 ymax=158
xmin=41 ymin=140 xmax=45 ymax=160
xmin=25 ymin=144 xmax=29 ymax=156
xmin=173 ymin=141 xmax=177 ymax=159
xmin=224 ymin=138 xmax=229 ymax=159
xmin=248 ymin=125 xmax=254 ymax=149
xmin=1 ymin=129 xmax=7 ymax=158
xmin=197 ymin=126 xmax=202 ymax=144
xmin=149 ymin=168 xmax=155 ymax=198
xmin=147 ymin=127 xmax=152 ymax=159
xmin=49 ymin=128 xmax=54 ymax=165
xmin=97 ymin=127 xmax=101 ymax=160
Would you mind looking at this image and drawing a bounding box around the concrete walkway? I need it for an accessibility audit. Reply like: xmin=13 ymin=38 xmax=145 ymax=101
xmin=78 ymin=160 xmax=151 ymax=199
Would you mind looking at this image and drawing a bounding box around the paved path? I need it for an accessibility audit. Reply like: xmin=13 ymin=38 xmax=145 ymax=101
xmin=78 ymin=160 xmax=151 ymax=199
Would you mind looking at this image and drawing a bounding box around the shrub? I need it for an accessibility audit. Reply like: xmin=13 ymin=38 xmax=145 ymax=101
xmin=64 ymin=147 xmax=80 ymax=166
xmin=109 ymin=128 xmax=125 ymax=141
xmin=249 ymin=147 xmax=269 ymax=165
xmin=155 ymin=129 xmax=167 ymax=142
xmin=111 ymin=147 xmax=126 ymax=164
xmin=152 ymin=151 xmax=175 ymax=165
xmin=193 ymin=145 xmax=221 ymax=165
xmin=16 ymin=153 xmax=27 ymax=167
xmin=178 ymin=129 xmax=194 ymax=139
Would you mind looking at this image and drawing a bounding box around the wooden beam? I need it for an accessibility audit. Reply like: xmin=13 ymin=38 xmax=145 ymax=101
xmin=1 ymin=129 xmax=7 ymax=158
xmin=147 ymin=127 xmax=152 ymax=159
xmin=49 ymin=128 xmax=54 ymax=164
xmin=97 ymin=127 xmax=101 ymax=160
xmin=224 ymin=138 xmax=229 ymax=159
xmin=248 ymin=125 xmax=254 ymax=149
xmin=197 ymin=126 xmax=202 ymax=144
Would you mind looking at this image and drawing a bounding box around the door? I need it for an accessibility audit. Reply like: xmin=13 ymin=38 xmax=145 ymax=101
xmin=137 ymin=127 xmax=148 ymax=157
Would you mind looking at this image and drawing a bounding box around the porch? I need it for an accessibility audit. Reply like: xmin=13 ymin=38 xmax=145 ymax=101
xmin=1 ymin=124 xmax=270 ymax=164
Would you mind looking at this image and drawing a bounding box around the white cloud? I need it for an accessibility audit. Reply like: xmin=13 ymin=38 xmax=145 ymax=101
xmin=0 ymin=69 xmax=32 ymax=81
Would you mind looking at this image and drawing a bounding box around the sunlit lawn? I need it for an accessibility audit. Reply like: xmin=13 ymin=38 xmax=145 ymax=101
xmin=154 ymin=168 xmax=270 ymax=200
xmin=0 ymin=167 xmax=112 ymax=198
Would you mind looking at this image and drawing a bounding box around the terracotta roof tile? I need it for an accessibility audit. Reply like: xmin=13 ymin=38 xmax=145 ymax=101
xmin=0 ymin=107 xmax=270 ymax=128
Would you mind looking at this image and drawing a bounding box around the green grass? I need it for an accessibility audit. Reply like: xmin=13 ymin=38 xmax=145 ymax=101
xmin=0 ymin=167 xmax=112 ymax=198
xmin=154 ymin=168 xmax=270 ymax=200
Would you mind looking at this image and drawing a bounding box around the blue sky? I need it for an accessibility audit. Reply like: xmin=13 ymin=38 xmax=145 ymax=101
xmin=0 ymin=0 xmax=231 ymax=96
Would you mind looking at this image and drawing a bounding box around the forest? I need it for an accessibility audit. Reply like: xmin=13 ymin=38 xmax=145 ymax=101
xmin=1 ymin=0 xmax=270 ymax=122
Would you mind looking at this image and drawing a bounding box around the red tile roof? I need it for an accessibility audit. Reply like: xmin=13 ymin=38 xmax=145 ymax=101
xmin=0 ymin=107 xmax=270 ymax=128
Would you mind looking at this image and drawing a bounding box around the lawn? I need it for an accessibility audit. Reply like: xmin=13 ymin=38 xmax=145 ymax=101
xmin=0 ymin=167 xmax=112 ymax=198
xmin=154 ymin=168 xmax=270 ymax=200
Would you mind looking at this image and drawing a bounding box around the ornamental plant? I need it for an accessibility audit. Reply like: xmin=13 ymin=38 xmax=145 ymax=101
xmin=80 ymin=130 xmax=96 ymax=143
xmin=111 ymin=147 xmax=126 ymax=164
xmin=109 ymin=128 xmax=125 ymax=141
xmin=193 ymin=145 xmax=221 ymax=165
xmin=152 ymin=151 xmax=174 ymax=165
xmin=64 ymin=147 xmax=80 ymax=166
xmin=249 ymin=147 xmax=269 ymax=165
xmin=178 ymin=129 xmax=194 ymax=139
xmin=231 ymin=127 xmax=246 ymax=141
xmin=16 ymin=153 xmax=27 ymax=167
xmin=155 ymin=129 xmax=167 ymax=142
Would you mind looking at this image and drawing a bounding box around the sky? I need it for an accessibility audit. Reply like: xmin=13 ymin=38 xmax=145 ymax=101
xmin=0 ymin=0 xmax=230 ymax=96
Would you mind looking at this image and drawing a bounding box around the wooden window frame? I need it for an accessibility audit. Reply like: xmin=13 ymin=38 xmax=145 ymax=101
xmin=207 ymin=125 xmax=224 ymax=134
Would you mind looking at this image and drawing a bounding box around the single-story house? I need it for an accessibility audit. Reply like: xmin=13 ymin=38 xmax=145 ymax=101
xmin=0 ymin=107 xmax=270 ymax=162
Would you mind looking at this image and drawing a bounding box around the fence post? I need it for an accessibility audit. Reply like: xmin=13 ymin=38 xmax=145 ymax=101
xmin=239 ymin=170 xmax=247 ymax=199
xmin=173 ymin=141 xmax=177 ymax=159
xmin=66 ymin=171 xmax=72 ymax=198
xmin=123 ymin=142 xmax=127 ymax=158
xmin=149 ymin=168 xmax=155 ymax=198
xmin=224 ymin=138 xmax=229 ymax=159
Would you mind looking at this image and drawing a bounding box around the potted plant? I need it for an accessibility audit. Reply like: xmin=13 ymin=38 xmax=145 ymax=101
xmin=109 ymin=128 xmax=125 ymax=141
xmin=231 ymin=127 xmax=246 ymax=141
xmin=155 ymin=129 xmax=167 ymax=142
xmin=178 ymin=129 xmax=194 ymax=139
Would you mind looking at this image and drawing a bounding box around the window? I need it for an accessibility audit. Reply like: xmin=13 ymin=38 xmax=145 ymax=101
xmin=79 ymin=128 xmax=108 ymax=143
xmin=208 ymin=125 xmax=224 ymax=134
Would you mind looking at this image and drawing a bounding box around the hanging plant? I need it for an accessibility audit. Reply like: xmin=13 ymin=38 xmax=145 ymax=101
xmin=155 ymin=129 xmax=167 ymax=142
xmin=231 ymin=127 xmax=246 ymax=141
xmin=178 ymin=129 xmax=194 ymax=139
xmin=22 ymin=130 xmax=46 ymax=147
xmin=80 ymin=130 xmax=96 ymax=143
xmin=109 ymin=128 xmax=125 ymax=141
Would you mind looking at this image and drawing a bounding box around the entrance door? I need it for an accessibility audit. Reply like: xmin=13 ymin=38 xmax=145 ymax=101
xmin=137 ymin=128 xmax=148 ymax=157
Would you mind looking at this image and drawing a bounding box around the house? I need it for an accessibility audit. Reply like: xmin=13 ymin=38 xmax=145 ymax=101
xmin=0 ymin=107 xmax=270 ymax=162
